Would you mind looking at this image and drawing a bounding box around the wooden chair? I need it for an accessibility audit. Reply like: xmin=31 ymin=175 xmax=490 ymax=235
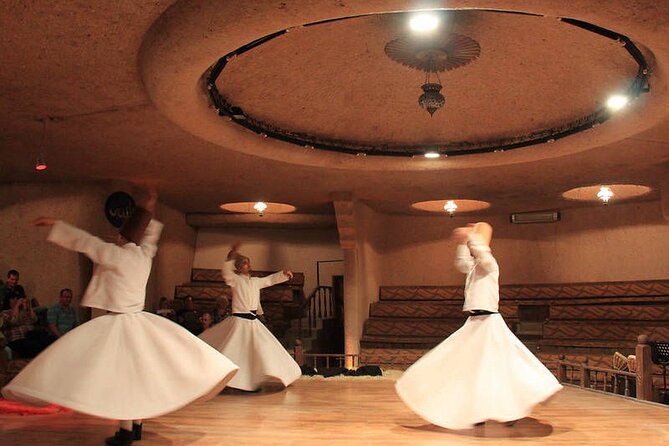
xmin=612 ymin=351 xmax=629 ymax=371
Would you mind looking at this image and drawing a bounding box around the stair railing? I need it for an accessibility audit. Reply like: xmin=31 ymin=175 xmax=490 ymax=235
xmin=297 ymin=285 xmax=334 ymax=339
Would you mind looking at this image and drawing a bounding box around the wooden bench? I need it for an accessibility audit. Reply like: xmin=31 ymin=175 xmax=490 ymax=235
xmin=360 ymin=279 xmax=669 ymax=370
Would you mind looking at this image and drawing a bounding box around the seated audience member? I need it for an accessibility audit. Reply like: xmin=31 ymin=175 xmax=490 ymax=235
xmin=47 ymin=288 xmax=79 ymax=339
xmin=212 ymin=296 xmax=230 ymax=325
xmin=30 ymin=296 xmax=50 ymax=331
xmin=176 ymin=296 xmax=200 ymax=334
xmin=1 ymin=270 xmax=26 ymax=310
xmin=3 ymin=292 xmax=51 ymax=358
xmin=156 ymin=296 xmax=176 ymax=321
xmin=195 ymin=312 xmax=213 ymax=336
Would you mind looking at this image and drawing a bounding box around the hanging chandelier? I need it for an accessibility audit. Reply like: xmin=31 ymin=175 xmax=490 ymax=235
xmin=418 ymin=79 xmax=445 ymax=116
xmin=385 ymin=32 xmax=480 ymax=117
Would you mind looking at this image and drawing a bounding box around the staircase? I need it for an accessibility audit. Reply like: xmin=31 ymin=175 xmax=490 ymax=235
xmin=286 ymin=285 xmax=343 ymax=353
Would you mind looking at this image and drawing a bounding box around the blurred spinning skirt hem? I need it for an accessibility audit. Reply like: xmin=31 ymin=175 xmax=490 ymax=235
xmin=395 ymin=313 xmax=562 ymax=430
xmin=199 ymin=316 xmax=301 ymax=391
xmin=2 ymin=311 xmax=239 ymax=420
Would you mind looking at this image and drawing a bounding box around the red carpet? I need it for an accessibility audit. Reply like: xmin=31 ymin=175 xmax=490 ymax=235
xmin=0 ymin=398 xmax=71 ymax=415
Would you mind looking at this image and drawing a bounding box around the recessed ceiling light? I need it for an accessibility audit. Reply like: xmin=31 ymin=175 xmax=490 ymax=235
xmin=443 ymin=200 xmax=458 ymax=217
xmin=596 ymin=186 xmax=614 ymax=205
xmin=424 ymin=151 xmax=440 ymax=159
xmin=253 ymin=201 xmax=268 ymax=216
xmin=409 ymin=13 xmax=440 ymax=33
xmin=606 ymin=94 xmax=629 ymax=111
xmin=562 ymin=184 xmax=651 ymax=203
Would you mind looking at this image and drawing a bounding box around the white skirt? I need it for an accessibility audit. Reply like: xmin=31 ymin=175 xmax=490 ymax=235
xmin=199 ymin=316 xmax=301 ymax=391
xmin=395 ymin=313 xmax=562 ymax=430
xmin=2 ymin=312 xmax=238 ymax=420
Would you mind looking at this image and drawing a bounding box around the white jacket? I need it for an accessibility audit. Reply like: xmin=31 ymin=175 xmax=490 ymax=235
xmin=454 ymin=232 xmax=500 ymax=312
xmin=47 ymin=219 xmax=163 ymax=313
xmin=221 ymin=260 xmax=288 ymax=315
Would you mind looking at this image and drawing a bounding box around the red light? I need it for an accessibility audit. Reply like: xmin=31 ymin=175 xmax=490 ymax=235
xmin=35 ymin=162 xmax=47 ymax=171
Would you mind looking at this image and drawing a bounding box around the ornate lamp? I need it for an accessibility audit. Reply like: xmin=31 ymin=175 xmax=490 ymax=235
xmin=419 ymin=81 xmax=445 ymax=116
xmin=596 ymin=186 xmax=614 ymax=205
xmin=385 ymin=32 xmax=480 ymax=116
xmin=35 ymin=118 xmax=50 ymax=171
xmin=444 ymin=200 xmax=458 ymax=217
xmin=35 ymin=154 xmax=47 ymax=171
xmin=253 ymin=201 xmax=268 ymax=216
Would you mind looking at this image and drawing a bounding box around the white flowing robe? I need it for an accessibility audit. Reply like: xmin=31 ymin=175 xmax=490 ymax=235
xmin=455 ymin=233 xmax=500 ymax=313
xmin=199 ymin=260 xmax=301 ymax=391
xmin=2 ymin=220 xmax=238 ymax=420
xmin=395 ymin=233 xmax=562 ymax=429
xmin=221 ymin=260 xmax=287 ymax=315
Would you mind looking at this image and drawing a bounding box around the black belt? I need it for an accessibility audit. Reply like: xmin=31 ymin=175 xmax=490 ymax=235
xmin=233 ymin=312 xmax=257 ymax=320
xmin=469 ymin=310 xmax=498 ymax=316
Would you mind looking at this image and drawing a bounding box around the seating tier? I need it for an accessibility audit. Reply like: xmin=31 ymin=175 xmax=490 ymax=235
xmin=361 ymin=280 xmax=669 ymax=372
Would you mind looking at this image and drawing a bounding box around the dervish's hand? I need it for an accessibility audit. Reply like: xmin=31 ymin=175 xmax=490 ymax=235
xmin=451 ymin=227 xmax=471 ymax=244
xmin=227 ymin=242 xmax=241 ymax=260
xmin=32 ymin=217 xmax=56 ymax=227
xmin=145 ymin=189 xmax=158 ymax=212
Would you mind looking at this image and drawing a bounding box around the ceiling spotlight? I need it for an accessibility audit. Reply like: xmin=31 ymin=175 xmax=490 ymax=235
xmin=596 ymin=186 xmax=614 ymax=205
xmin=606 ymin=94 xmax=629 ymax=111
xmin=253 ymin=201 xmax=268 ymax=216
xmin=409 ymin=13 xmax=440 ymax=33
xmin=444 ymin=200 xmax=458 ymax=217
xmin=424 ymin=151 xmax=440 ymax=159
xmin=35 ymin=154 xmax=47 ymax=171
xmin=230 ymin=106 xmax=246 ymax=120
xmin=35 ymin=118 xmax=50 ymax=172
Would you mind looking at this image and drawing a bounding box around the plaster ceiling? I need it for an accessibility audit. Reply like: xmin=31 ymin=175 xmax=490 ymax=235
xmin=2 ymin=1 xmax=669 ymax=220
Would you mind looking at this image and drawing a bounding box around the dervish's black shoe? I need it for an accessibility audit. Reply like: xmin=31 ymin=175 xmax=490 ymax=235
xmin=105 ymin=428 xmax=134 ymax=446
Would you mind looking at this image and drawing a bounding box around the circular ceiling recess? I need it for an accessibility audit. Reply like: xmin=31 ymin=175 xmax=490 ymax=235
xmin=206 ymin=9 xmax=649 ymax=157
xmin=562 ymin=184 xmax=652 ymax=203
xmin=220 ymin=201 xmax=297 ymax=214
xmin=412 ymin=199 xmax=491 ymax=213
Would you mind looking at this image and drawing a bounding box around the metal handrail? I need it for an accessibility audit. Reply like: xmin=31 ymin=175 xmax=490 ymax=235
xmin=297 ymin=285 xmax=334 ymax=339
xmin=302 ymin=353 xmax=360 ymax=370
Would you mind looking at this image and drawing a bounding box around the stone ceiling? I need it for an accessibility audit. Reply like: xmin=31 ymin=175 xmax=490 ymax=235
xmin=2 ymin=1 xmax=669 ymax=219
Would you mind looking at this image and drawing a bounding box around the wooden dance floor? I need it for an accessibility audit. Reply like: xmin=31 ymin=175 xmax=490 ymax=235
xmin=1 ymin=377 xmax=668 ymax=445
